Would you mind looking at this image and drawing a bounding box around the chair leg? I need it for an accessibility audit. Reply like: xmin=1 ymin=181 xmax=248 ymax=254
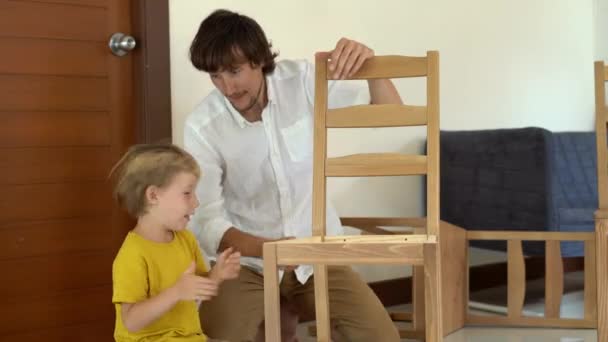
xmin=412 ymin=265 xmax=426 ymax=332
xmin=424 ymin=244 xmax=443 ymax=342
xmin=597 ymin=219 xmax=608 ymax=341
xmin=413 ymin=226 xmax=426 ymax=335
xmin=263 ymin=243 xmax=281 ymax=342
xmin=313 ymin=264 xmax=331 ymax=342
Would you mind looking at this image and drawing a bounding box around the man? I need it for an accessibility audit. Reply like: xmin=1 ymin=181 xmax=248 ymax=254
xmin=185 ymin=9 xmax=402 ymax=342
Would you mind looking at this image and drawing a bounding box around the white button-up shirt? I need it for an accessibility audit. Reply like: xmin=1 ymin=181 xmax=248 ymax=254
xmin=184 ymin=59 xmax=369 ymax=284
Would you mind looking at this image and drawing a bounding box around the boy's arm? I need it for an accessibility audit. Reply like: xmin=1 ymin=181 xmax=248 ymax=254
xmin=120 ymin=286 xmax=180 ymax=333
xmin=119 ymin=262 xmax=218 ymax=333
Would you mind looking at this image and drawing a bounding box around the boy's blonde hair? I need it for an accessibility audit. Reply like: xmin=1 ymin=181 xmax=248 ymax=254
xmin=109 ymin=143 xmax=201 ymax=218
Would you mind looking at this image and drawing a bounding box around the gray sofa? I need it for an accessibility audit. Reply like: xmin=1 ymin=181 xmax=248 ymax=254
xmin=439 ymin=127 xmax=597 ymax=257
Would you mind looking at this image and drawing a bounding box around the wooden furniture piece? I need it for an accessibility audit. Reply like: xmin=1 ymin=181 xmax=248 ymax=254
xmin=263 ymin=51 xmax=446 ymax=341
xmin=265 ymin=56 xmax=606 ymax=341
xmin=594 ymin=60 xmax=608 ymax=342
xmin=364 ymin=62 xmax=607 ymax=338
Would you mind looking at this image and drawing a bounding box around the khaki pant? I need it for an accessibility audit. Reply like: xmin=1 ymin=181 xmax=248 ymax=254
xmin=200 ymin=266 xmax=400 ymax=342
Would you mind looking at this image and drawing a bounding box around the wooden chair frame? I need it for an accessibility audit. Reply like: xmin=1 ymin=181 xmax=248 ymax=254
xmin=263 ymin=56 xmax=607 ymax=341
xmin=263 ymin=51 xmax=444 ymax=341
xmin=593 ymin=60 xmax=608 ymax=341
xmin=341 ymin=62 xmax=607 ymax=339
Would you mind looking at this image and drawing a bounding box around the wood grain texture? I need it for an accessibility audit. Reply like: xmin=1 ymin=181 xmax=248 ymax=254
xmin=0 ymin=147 xmax=112 ymax=184
xmin=507 ymin=240 xmax=525 ymax=319
xmin=326 ymin=104 xmax=426 ymax=127
xmin=0 ymin=75 xmax=108 ymax=111
xmin=544 ymin=241 xmax=563 ymax=318
xmin=326 ymin=153 xmax=427 ymax=177
xmin=332 ymin=55 xmax=428 ymax=79
xmin=467 ymin=231 xmax=594 ymax=241
xmin=0 ymin=1 xmax=107 ymax=41
xmin=0 ymin=112 xmax=110 ymax=147
xmin=0 ymin=38 xmax=106 ymax=76
xmin=596 ymin=218 xmax=608 ymax=341
xmin=584 ymin=240 xmax=597 ymax=320
xmin=263 ymin=243 xmax=281 ymax=342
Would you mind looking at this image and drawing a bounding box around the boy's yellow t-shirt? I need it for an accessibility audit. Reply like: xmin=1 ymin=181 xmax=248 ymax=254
xmin=112 ymin=229 xmax=208 ymax=342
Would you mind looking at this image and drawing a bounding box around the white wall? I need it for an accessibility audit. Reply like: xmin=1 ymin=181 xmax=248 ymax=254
xmin=170 ymin=0 xmax=597 ymax=282
xmin=597 ymin=0 xmax=608 ymax=61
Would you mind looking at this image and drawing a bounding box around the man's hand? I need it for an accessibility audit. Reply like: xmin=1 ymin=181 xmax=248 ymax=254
xmin=320 ymin=38 xmax=374 ymax=79
xmin=173 ymin=261 xmax=219 ymax=302
xmin=210 ymin=247 xmax=241 ymax=282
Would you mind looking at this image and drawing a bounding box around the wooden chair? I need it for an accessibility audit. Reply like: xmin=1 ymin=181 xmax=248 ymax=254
xmin=263 ymin=51 xmax=445 ymax=341
xmin=594 ymin=60 xmax=608 ymax=342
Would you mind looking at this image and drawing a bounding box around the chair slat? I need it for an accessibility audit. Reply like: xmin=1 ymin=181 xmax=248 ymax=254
xmin=313 ymin=265 xmax=331 ymax=341
xmin=326 ymin=153 xmax=426 ymax=177
xmin=340 ymin=216 xmax=427 ymax=228
xmin=596 ymin=61 xmax=608 ymax=208
xmin=329 ymin=55 xmax=427 ymax=80
xmin=467 ymin=230 xmax=594 ymax=241
xmin=584 ymin=240 xmax=597 ymax=320
xmin=545 ymin=241 xmax=563 ymax=318
xmin=326 ymin=104 xmax=426 ymax=128
xmin=275 ymin=241 xmax=426 ymax=265
xmin=597 ymin=219 xmax=608 ymax=341
xmin=263 ymin=244 xmax=281 ymax=341
xmin=508 ymin=240 xmax=526 ymax=319
xmin=466 ymin=315 xmax=596 ymax=329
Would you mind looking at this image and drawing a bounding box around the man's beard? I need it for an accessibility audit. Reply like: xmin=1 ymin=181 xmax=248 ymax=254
xmin=235 ymin=77 xmax=265 ymax=113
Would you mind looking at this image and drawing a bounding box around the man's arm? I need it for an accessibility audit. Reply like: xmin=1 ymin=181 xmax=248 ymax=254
xmin=368 ymin=79 xmax=401 ymax=105
xmin=218 ymin=228 xmax=296 ymax=260
xmin=217 ymin=227 xmax=268 ymax=258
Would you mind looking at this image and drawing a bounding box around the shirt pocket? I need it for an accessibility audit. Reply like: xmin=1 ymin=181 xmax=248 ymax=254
xmin=280 ymin=116 xmax=313 ymax=162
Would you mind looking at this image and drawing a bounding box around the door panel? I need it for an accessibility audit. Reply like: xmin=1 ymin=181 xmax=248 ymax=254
xmin=0 ymin=147 xmax=112 ymax=184
xmin=0 ymin=0 xmax=134 ymax=339
xmin=0 ymin=252 xmax=113 ymax=297
xmin=1 ymin=321 xmax=114 ymax=342
xmin=0 ymin=75 xmax=109 ymax=111
xmin=0 ymin=38 xmax=107 ymax=76
xmin=1 ymin=183 xmax=112 ymax=223
xmin=0 ymin=286 xmax=113 ymax=337
xmin=0 ymin=112 xmax=110 ymax=146
xmin=0 ymin=218 xmax=114 ymax=259
xmin=0 ymin=1 xmax=107 ymax=41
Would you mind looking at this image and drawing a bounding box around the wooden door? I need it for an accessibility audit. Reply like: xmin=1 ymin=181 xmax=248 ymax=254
xmin=0 ymin=0 xmax=135 ymax=340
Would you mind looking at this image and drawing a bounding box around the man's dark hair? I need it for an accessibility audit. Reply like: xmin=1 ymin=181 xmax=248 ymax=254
xmin=190 ymin=9 xmax=278 ymax=75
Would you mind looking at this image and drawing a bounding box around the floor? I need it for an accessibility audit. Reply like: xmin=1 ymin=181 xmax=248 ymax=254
xmin=295 ymin=271 xmax=597 ymax=341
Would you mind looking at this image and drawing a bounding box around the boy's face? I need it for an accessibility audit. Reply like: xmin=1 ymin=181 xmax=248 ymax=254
xmin=209 ymin=60 xmax=265 ymax=114
xmin=153 ymin=172 xmax=199 ymax=231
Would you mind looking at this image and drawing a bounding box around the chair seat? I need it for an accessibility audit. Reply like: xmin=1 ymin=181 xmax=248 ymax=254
xmin=271 ymin=234 xmax=435 ymax=266
xmin=273 ymin=234 xmax=436 ymax=244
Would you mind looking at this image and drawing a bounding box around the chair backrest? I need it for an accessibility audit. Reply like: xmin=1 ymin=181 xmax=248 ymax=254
xmin=595 ymin=61 xmax=608 ymax=209
xmin=311 ymin=51 xmax=440 ymax=237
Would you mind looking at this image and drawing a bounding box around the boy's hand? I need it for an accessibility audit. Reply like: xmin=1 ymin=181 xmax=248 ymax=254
xmin=173 ymin=261 xmax=218 ymax=302
xmin=210 ymin=247 xmax=241 ymax=282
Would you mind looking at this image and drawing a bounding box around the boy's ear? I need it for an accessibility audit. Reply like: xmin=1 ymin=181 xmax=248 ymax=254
xmin=145 ymin=185 xmax=160 ymax=205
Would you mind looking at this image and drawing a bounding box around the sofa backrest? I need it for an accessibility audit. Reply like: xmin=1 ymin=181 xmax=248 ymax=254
xmin=440 ymin=127 xmax=596 ymax=231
